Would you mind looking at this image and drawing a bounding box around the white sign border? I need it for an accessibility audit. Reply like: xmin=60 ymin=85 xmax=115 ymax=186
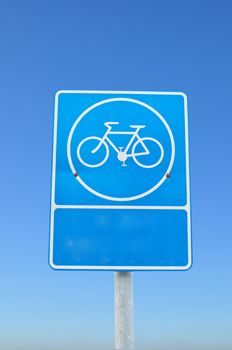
xmin=49 ymin=90 xmax=192 ymax=271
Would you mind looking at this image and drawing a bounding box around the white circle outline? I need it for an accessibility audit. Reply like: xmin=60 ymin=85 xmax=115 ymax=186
xmin=77 ymin=136 xmax=109 ymax=168
xmin=67 ymin=97 xmax=175 ymax=202
xmin=132 ymin=137 xmax=164 ymax=168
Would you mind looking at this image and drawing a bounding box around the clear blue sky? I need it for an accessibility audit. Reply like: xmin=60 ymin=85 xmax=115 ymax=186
xmin=0 ymin=1 xmax=232 ymax=349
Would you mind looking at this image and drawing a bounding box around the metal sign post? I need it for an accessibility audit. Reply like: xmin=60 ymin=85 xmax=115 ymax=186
xmin=115 ymin=272 xmax=134 ymax=349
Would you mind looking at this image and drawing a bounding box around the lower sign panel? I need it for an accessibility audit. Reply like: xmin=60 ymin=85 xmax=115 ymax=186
xmin=50 ymin=209 xmax=191 ymax=270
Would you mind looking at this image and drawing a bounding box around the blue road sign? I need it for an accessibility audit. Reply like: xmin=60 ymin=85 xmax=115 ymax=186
xmin=49 ymin=90 xmax=191 ymax=270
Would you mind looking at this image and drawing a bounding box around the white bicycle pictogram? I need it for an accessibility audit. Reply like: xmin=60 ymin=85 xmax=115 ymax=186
xmin=77 ymin=122 xmax=164 ymax=168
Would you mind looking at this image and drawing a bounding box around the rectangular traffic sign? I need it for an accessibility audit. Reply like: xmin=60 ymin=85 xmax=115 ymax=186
xmin=49 ymin=90 xmax=191 ymax=270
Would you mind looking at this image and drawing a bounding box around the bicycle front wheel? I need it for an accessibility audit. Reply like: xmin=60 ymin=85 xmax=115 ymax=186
xmin=132 ymin=137 xmax=164 ymax=168
xmin=77 ymin=136 xmax=109 ymax=168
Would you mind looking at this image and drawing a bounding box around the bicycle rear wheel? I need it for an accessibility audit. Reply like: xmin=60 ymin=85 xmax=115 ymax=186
xmin=77 ymin=136 xmax=109 ymax=168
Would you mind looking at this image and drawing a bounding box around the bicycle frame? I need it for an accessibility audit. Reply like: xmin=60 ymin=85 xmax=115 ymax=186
xmin=92 ymin=124 xmax=150 ymax=157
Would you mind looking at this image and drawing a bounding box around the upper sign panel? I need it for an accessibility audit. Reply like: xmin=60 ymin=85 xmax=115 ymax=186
xmin=53 ymin=90 xmax=189 ymax=208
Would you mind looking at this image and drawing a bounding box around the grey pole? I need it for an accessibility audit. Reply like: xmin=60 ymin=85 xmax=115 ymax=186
xmin=114 ymin=272 xmax=134 ymax=349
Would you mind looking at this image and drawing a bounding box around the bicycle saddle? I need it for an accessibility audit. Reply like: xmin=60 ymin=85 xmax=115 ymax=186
xmin=129 ymin=125 xmax=146 ymax=129
xmin=104 ymin=122 xmax=119 ymax=127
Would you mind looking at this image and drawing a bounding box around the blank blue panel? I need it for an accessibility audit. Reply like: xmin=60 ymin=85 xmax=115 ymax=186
xmin=52 ymin=209 xmax=189 ymax=269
